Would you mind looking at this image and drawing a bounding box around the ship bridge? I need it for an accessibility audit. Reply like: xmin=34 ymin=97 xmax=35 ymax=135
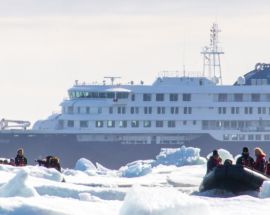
xmin=234 ymin=63 xmax=270 ymax=86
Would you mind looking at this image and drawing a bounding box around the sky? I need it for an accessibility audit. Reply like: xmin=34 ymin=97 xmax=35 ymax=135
xmin=0 ymin=0 xmax=270 ymax=124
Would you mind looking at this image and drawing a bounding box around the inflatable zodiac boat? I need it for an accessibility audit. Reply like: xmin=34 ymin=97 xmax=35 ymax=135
xmin=200 ymin=164 xmax=269 ymax=193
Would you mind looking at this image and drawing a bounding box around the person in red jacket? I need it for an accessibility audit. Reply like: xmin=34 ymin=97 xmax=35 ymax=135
xmin=206 ymin=150 xmax=222 ymax=174
xmin=254 ymin=147 xmax=266 ymax=174
xmin=265 ymin=158 xmax=270 ymax=177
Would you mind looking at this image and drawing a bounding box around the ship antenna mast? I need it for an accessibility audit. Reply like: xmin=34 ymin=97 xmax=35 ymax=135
xmin=201 ymin=23 xmax=224 ymax=85
xmin=104 ymin=76 xmax=121 ymax=85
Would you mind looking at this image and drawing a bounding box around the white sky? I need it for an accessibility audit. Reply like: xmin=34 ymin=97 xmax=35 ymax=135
xmin=0 ymin=0 xmax=270 ymax=124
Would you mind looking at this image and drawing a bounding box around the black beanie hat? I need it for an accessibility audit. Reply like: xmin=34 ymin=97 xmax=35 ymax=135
xmin=243 ymin=147 xmax=249 ymax=153
xmin=213 ymin=150 xmax=218 ymax=156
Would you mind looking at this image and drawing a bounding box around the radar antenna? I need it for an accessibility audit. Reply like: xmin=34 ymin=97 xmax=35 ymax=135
xmin=201 ymin=23 xmax=224 ymax=85
xmin=104 ymin=76 xmax=121 ymax=85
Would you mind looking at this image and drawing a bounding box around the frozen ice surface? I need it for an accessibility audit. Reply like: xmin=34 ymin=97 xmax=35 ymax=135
xmin=119 ymin=186 xmax=210 ymax=215
xmin=0 ymin=169 xmax=38 ymax=198
xmin=0 ymin=148 xmax=267 ymax=214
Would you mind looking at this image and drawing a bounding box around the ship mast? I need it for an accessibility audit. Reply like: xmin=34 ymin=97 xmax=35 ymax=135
xmin=201 ymin=23 xmax=224 ymax=85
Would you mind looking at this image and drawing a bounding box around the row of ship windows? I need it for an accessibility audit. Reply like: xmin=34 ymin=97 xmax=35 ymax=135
xmin=217 ymin=93 xmax=270 ymax=102
xmin=202 ymin=120 xmax=270 ymax=130
xmin=70 ymin=91 xmax=270 ymax=103
xmin=69 ymin=92 xmax=191 ymax=102
xmin=218 ymin=107 xmax=270 ymax=115
xmin=65 ymin=106 xmax=193 ymax=115
xmin=65 ymin=120 xmax=197 ymax=128
xmin=65 ymin=106 xmax=270 ymax=115
xmin=223 ymin=134 xmax=270 ymax=141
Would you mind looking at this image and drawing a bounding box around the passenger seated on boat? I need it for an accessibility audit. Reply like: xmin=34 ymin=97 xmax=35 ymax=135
xmin=265 ymin=158 xmax=270 ymax=177
xmin=36 ymin=156 xmax=61 ymax=172
xmin=254 ymin=147 xmax=266 ymax=174
xmin=206 ymin=150 xmax=222 ymax=174
xmin=236 ymin=147 xmax=254 ymax=168
xmin=15 ymin=148 xmax=27 ymax=166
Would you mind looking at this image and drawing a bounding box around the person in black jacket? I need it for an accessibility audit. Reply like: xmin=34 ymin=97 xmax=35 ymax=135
xmin=236 ymin=147 xmax=254 ymax=169
xmin=207 ymin=150 xmax=222 ymax=174
xmin=15 ymin=148 xmax=27 ymax=166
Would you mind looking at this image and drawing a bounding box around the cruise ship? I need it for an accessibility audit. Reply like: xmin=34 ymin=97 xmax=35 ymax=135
xmin=1 ymin=23 xmax=270 ymax=168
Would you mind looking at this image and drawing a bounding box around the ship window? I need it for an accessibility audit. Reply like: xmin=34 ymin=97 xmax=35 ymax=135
xmin=131 ymin=120 xmax=139 ymax=128
xmin=264 ymin=135 xmax=270 ymax=140
xmin=231 ymin=134 xmax=238 ymax=140
xmin=251 ymin=94 xmax=260 ymax=102
xmin=156 ymin=121 xmax=163 ymax=128
xmin=107 ymin=120 xmax=115 ymax=128
xmin=223 ymin=134 xmax=229 ymax=141
xmin=118 ymin=107 xmax=126 ymax=114
xmin=67 ymin=120 xmax=74 ymax=128
xmin=231 ymin=107 xmax=235 ymax=114
xmin=77 ymin=107 xmax=81 ymax=114
xmin=231 ymin=107 xmax=239 ymax=115
xmin=117 ymin=92 xmax=129 ymax=99
xmin=157 ymin=107 xmax=165 ymax=114
xmin=109 ymin=107 xmax=113 ymax=114
xmin=86 ymin=107 xmax=90 ymax=114
xmin=239 ymin=134 xmax=245 ymax=140
xmin=248 ymin=135 xmax=254 ymax=140
xmin=170 ymin=94 xmax=178 ymax=101
xmin=168 ymin=121 xmax=176 ymax=128
xmin=143 ymin=93 xmax=151 ymax=101
xmin=96 ymin=121 xmax=103 ymax=128
xmin=255 ymin=135 xmax=261 ymax=141
xmin=144 ymin=107 xmax=152 ymax=114
xmin=193 ymin=120 xmax=196 ymax=125
xmin=218 ymin=94 xmax=227 ymax=102
xmin=98 ymin=92 xmax=106 ymax=98
xmin=119 ymin=121 xmax=127 ymax=128
xmin=92 ymin=92 xmax=99 ymax=98
xmin=144 ymin=121 xmax=151 ymax=128
xmin=67 ymin=106 xmax=74 ymax=114
xmin=245 ymin=107 xmax=252 ymax=114
xmin=156 ymin=93 xmax=164 ymax=101
xmin=80 ymin=121 xmax=88 ymax=128
xmin=107 ymin=92 xmax=114 ymax=98
xmin=131 ymin=94 xmax=135 ymax=101
xmin=234 ymin=94 xmax=243 ymax=102
xmin=170 ymin=107 xmax=179 ymax=114
xmin=184 ymin=107 xmax=192 ymax=114
xmin=183 ymin=93 xmax=191 ymax=101
xmin=183 ymin=121 xmax=187 ymax=125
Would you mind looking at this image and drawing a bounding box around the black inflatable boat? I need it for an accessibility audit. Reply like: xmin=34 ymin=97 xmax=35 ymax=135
xmin=200 ymin=164 xmax=269 ymax=193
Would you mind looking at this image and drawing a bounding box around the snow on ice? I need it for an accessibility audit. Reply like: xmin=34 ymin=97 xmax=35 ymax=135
xmin=0 ymin=147 xmax=269 ymax=214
